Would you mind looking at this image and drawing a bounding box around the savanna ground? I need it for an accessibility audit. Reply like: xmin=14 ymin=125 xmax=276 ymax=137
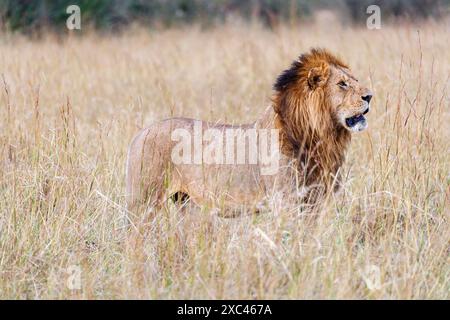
xmin=0 ymin=20 xmax=449 ymax=299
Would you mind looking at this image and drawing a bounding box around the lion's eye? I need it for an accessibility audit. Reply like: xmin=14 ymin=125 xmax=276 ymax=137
xmin=338 ymin=81 xmax=348 ymax=88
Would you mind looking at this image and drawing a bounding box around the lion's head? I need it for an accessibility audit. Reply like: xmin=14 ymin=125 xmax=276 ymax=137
xmin=273 ymin=48 xmax=373 ymax=139
xmin=272 ymin=48 xmax=373 ymax=187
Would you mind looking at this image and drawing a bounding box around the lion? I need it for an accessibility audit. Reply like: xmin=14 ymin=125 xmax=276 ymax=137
xmin=125 ymin=48 xmax=372 ymax=224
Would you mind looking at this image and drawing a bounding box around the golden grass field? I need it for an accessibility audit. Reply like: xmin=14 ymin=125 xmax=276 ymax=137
xmin=0 ymin=21 xmax=449 ymax=299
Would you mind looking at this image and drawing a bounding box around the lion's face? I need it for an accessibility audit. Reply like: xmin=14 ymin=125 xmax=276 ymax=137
xmin=273 ymin=49 xmax=373 ymax=136
xmin=327 ymin=66 xmax=373 ymax=132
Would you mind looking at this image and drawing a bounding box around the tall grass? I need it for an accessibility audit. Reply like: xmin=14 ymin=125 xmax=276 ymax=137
xmin=0 ymin=21 xmax=448 ymax=299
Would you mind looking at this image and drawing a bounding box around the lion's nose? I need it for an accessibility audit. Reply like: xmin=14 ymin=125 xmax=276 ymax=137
xmin=362 ymin=94 xmax=372 ymax=104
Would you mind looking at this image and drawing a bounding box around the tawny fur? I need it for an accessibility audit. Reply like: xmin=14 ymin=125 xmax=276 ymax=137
xmin=126 ymin=48 xmax=372 ymax=223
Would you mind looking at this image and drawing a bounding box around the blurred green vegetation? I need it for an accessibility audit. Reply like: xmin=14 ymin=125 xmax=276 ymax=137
xmin=0 ymin=0 xmax=449 ymax=32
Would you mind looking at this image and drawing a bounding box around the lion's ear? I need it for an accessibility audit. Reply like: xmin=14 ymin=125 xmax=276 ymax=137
xmin=307 ymin=63 xmax=329 ymax=90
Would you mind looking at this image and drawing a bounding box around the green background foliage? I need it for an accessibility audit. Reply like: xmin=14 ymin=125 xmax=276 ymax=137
xmin=0 ymin=0 xmax=449 ymax=32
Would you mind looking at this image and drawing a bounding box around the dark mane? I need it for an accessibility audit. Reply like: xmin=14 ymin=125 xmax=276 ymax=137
xmin=272 ymin=48 xmax=352 ymax=191
xmin=273 ymin=60 xmax=301 ymax=92
xmin=273 ymin=48 xmax=348 ymax=93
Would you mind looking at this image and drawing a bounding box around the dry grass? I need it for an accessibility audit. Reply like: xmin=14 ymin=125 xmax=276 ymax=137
xmin=0 ymin=21 xmax=449 ymax=299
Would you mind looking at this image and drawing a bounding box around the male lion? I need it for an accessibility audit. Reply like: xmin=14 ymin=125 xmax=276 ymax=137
xmin=126 ymin=48 xmax=372 ymax=223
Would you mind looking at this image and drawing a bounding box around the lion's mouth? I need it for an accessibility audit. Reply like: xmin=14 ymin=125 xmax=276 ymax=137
xmin=345 ymin=107 xmax=369 ymax=128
